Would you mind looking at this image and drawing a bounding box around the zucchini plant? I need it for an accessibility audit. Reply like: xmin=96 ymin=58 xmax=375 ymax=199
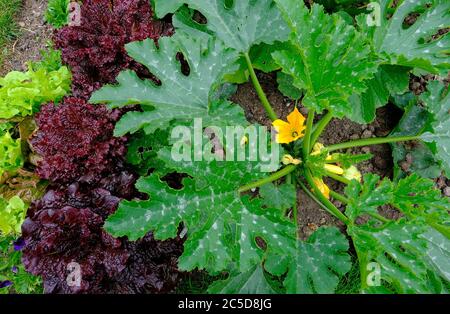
xmin=90 ymin=0 xmax=450 ymax=293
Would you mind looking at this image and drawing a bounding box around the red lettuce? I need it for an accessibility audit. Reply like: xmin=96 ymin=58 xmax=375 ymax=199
xmin=53 ymin=0 xmax=172 ymax=99
xmin=21 ymin=173 xmax=183 ymax=294
xmin=31 ymin=97 xmax=127 ymax=184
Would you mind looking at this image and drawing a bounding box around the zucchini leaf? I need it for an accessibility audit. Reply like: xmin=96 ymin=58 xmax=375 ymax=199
xmin=357 ymin=0 xmax=450 ymax=73
xmin=259 ymin=182 xmax=296 ymax=212
xmin=105 ymin=145 xmax=294 ymax=273
xmin=349 ymin=65 xmax=410 ymax=124
xmin=90 ymin=29 xmax=246 ymax=136
xmin=208 ymin=265 xmax=277 ymax=294
xmin=273 ymin=0 xmax=378 ymax=117
xmin=154 ymin=0 xmax=290 ymax=53
xmin=420 ymin=81 xmax=450 ymax=176
xmin=265 ymin=227 xmax=351 ymax=293
xmin=345 ymin=174 xmax=450 ymax=293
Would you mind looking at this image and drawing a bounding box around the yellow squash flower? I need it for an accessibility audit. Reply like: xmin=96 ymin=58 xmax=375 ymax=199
xmin=311 ymin=142 xmax=325 ymax=156
xmin=281 ymin=154 xmax=301 ymax=165
xmin=272 ymin=107 xmax=306 ymax=144
xmin=312 ymin=177 xmax=330 ymax=199
xmin=324 ymin=164 xmax=344 ymax=175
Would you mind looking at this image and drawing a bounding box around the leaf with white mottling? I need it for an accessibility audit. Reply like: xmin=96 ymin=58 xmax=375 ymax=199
xmin=265 ymin=227 xmax=351 ymax=293
xmin=259 ymin=182 xmax=296 ymax=212
xmin=208 ymin=265 xmax=277 ymax=294
xmin=357 ymin=0 xmax=450 ymax=73
xmin=90 ymin=30 xmax=242 ymax=135
xmin=273 ymin=0 xmax=378 ymax=117
xmin=420 ymin=81 xmax=450 ymax=176
xmin=349 ymin=220 xmax=446 ymax=293
xmin=105 ymin=147 xmax=294 ymax=273
xmin=155 ymin=0 xmax=289 ymax=53
xmin=345 ymin=174 xmax=450 ymax=293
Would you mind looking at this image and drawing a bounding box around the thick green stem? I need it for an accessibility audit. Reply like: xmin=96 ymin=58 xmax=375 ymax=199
xmin=429 ymin=222 xmax=450 ymax=239
xmin=329 ymin=190 xmax=349 ymax=203
xmin=304 ymin=169 xmax=350 ymax=224
xmin=367 ymin=212 xmax=390 ymax=224
xmin=238 ymin=165 xmax=297 ymax=193
xmin=310 ymin=111 xmax=333 ymax=146
xmin=244 ymin=53 xmax=277 ymax=121
xmin=292 ymin=177 xmax=299 ymax=239
xmin=302 ymin=109 xmax=315 ymax=158
xmin=326 ymin=171 xmax=351 ymax=185
xmin=298 ymin=180 xmax=335 ymax=219
xmin=326 ymin=135 xmax=419 ymax=152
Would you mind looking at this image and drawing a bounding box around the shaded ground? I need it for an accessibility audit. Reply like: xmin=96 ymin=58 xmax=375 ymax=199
xmin=0 ymin=0 xmax=51 ymax=76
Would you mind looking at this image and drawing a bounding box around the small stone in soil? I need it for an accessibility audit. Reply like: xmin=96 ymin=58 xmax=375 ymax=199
xmin=361 ymin=129 xmax=373 ymax=138
xmin=444 ymin=187 xmax=450 ymax=197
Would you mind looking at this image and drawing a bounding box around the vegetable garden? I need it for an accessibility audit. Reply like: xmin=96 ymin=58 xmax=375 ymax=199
xmin=0 ymin=0 xmax=449 ymax=294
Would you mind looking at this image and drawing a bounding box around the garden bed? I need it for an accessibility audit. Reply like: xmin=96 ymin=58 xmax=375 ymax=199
xmin=1 ymin=0 xmax=449 ymax=295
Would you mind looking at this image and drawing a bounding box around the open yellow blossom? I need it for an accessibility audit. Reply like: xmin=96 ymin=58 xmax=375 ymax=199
xmin=312 ymin=177 xmax=330 ymax=199
xmin=272 ymin=107 xmax=306 ymax=144
xmin=281 ymin=154 xmax=301 ymax=165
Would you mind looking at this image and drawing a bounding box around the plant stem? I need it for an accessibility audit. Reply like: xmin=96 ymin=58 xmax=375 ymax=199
xmin=329 ymin=190 xmax=349 ymax=203
xmin=326 ymin=135 xmax=419 ymax=152
xmin=429 ymin=222 xmax=450 ymax=239
xmin=367 ymin=212 xmax=390 ymax=224
xmin=302 ymin=109 xmax=315 ymax=158
xmin=310 ymin=111 xmax=333 ymax=146
xmin=238 ymin=165 xmax=297 ymax=193
xmin=298 ymin=180 xmax=334 ymax=218
xmin=292 ymin=177 xmax=299 ymax=239
xmin=326 ymin=171 xmax=351 ymax=185
xmin=304 ymin=169 xmax=350 ymax=224
xmin=244 ymin=53 xmax=277 ymax=121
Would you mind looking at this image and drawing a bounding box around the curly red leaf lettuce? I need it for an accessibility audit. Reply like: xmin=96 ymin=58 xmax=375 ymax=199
xmin=21 ymin=173 xmax=183 ymax=294
xmin=53 ymin=0 xmax=172 ymax=99
xmin=31 ymin=97 xmax=127 ymax=184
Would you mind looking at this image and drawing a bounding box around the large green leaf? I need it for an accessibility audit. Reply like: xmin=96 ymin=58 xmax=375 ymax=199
xmin=349 ymin=221 xmax=446 ymax=293
xmin=265 ymin=227 xmax=351 ymax=293
xmin=208 ymin=265 xmax=277 ymax=294
xmin=345 ymin=173 xmax=450 ymax=232
xmin=420 ymin=228 xmax=450 ymax=282
xmin=420 ymin=81 xmax=450 ymax=176
xmin=273 ymin=0 xmax=378 ymax=117
xmin=259 ymin=182 xmax=296 ymax=212
xmin=276 ymin=72 xmax=302 ymax=100
xmin=349 ymin=65 xmax=410 ymax=123
xmin=345 ymin=174 xmax=450 ymax=293
xmin=90 ymin=30 xmax=244 ymax=136
xmin=358 ymin=0 xmax=450 ymax=73
xmin=390 ymin=97 xmax=441 ymax=180
xmin=105 ymin=147 xmax=294 ymax=273
xmin=344 ymin=174 xmax=393 ymax=221
xmin=154 ymin=0 xmax=289 ymax=53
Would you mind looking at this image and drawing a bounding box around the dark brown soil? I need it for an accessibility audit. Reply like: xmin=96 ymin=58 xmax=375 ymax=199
xmin=0 ymin=0 xmax=51 ymax=76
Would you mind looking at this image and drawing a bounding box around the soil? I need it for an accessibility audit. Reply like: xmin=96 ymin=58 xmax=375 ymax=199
xmin=0 ymin=0 xmax=52 ymax=76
